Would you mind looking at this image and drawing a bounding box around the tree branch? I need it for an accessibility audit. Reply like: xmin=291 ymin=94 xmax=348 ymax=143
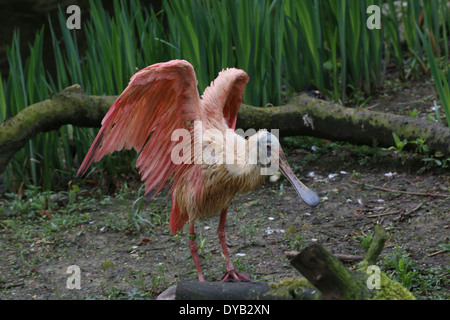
xmin=1 ymin=85 xmax=449 ymax=174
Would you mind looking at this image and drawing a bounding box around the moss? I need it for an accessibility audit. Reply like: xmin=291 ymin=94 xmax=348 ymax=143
xmin=267 ymin=277 xmax=320 ymax=300
xmin=269 ymin=269 xmax=415 ymax=300
xmin=359 ymin=263 xmax=416 ymax=300
xmin=370 ymin=271 xmax=416 ymax=300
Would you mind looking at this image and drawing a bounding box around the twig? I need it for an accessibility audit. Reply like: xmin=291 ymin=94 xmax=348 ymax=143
xmin=349 ymin=180 xmax=449 ymax=198
xmin=395 ymin=202 xmax=424 ymax=220
xmin=366 ymin=202 xmax=423 ymax=219
xmin=366 ymin=210 xmax=401 ymax=218
xmin=0 ymin=280 xmax=24 ymax=289
xmin=427 ymin=250 xmax=447 ymax=257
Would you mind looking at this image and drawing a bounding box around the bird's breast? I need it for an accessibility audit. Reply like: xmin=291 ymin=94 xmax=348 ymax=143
xmin=176 ymin=162 xmax=264 ymax=221
xmin=174 ymin=131 xmax=265 ymax=221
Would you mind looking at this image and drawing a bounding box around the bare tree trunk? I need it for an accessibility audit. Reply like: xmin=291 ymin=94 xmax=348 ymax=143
xmin=1 ymin=85 xmax=449 ymax=174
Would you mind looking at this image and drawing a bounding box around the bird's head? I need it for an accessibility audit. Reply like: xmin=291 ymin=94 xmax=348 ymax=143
xmin=250 ymin=130 xmax=320 ymax=207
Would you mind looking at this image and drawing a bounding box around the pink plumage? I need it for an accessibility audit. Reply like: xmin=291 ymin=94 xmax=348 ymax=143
xmin=77 ymin=60 xmax=249 ymax=233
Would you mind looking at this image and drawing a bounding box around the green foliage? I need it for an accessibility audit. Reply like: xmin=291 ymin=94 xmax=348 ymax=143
xmin=114 ymin=183 xmax=152 ymax=233
xmin=389 ymin=133 xmax=409 ymax=153
xmin=0 ymin=186 xmax=95 ymax=241
xmin=383 ymin=246 xmax=418 ymax=290
xmin=385 ymin=132 xmax=449 ymax=170
xmin=358 ymin=233 xmax=373 ymax=253
xmin=369 ymin=270 xmax=416 ymax=300
xmin=415 ymin=266 xmax=449 ymax=299
xmin=396 ymin=256 xmax=417 ymax=289
xmin=284 ymin=225 xmax=307 ymax=251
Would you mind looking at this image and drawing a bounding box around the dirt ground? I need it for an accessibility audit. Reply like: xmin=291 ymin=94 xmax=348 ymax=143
xmin=0 ymin=80 xmax=449 ymax=300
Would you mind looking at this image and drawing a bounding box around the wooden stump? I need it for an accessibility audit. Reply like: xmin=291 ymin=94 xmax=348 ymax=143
xmin=290 ymin=245 xmax=371 ymax=300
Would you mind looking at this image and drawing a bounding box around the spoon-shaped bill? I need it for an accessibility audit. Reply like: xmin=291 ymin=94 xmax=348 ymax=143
xmin=278 ymin=148 xmax=320 ymax=207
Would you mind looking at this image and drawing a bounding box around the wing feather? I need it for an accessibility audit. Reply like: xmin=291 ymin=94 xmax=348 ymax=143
xmin=201 ymin=68 xmax=249 ymax=131
xmin=77 ymin=60 xmax=202 ymax=196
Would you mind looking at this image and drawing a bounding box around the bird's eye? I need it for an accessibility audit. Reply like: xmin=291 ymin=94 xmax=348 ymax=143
xmin=266 ymin=144 xmax=272 ymax=158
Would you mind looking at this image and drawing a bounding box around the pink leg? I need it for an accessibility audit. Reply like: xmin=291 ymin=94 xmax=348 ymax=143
xmin=218 ymin=208 xmax=252 ymax=282
xmin=189 ymin=222 xmax=205 ymax=282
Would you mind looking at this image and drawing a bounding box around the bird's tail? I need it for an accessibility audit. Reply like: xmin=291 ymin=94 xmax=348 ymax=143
xmin=169 ymin=192 xmax=188 ymax=234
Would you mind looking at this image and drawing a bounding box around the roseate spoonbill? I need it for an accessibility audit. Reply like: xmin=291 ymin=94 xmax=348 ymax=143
xmin=78 ymin=60 xmax=319 ymax=282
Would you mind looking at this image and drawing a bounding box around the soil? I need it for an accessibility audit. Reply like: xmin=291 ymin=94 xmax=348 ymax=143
xmin=0 ymin=80 xmax=449 ymax=300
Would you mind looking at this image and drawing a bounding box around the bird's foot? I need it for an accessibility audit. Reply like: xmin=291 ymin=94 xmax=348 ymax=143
xmin=221 ymin=269 xmax=252 ymax=282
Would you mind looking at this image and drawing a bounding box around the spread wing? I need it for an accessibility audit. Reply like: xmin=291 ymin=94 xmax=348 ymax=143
xmin=201 ymin=68 xmax=249 ymax=131
xmin=77 ymin=60 xmax=202 ymax=195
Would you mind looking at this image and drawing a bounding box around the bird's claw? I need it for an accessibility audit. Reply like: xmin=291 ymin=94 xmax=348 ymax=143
xmin=221 ymin=269 xmax=252 ymax=282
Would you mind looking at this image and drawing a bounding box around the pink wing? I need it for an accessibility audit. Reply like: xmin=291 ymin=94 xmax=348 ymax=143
xmin=77 ymin=60 xmax=202 ymax=196
xmin=201 ymin=68 xmax=249 ymax=131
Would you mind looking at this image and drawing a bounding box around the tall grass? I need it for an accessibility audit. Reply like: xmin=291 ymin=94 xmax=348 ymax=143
xmin=163 ymin=0 xmax=285 ymax=106
xmin=3 ymin=27 xmax=63 ymax=190
xmin=417 ymin=24 xmax=450 ymax=127
xmin=1 ymin=0 xmax=449 ymax=192
xmin=284 ymin=0 xmax=385 ymax=102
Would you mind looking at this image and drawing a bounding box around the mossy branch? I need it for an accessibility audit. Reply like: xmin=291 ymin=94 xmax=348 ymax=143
xmin=290 ymin=244 xmax=372 ymax=300
xmin=289 ymin=225 xmax=414 ymax=300
xmin=360 ymin=224 xmax=387 ymax=269
xmin=1 ymin=85 xmax=449 ymax=175
xmin=237 ymin=95 xmax=450 ymax=156
xmin=0 ymin=85 xmax=116 ymax=174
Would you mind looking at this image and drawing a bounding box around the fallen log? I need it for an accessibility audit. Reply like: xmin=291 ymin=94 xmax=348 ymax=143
xmin=0 ymin=85 xmax=115 ymax=175
xmin=2 ymin=85 xmax=448 ymax=175
xmin=237 ymin=94 xmax=450 ymax=156
xmin=175 ymin=282 xmax=272 ymax=300
xmin=173 ymin=282 xmax=288 ymax=300
xmin=168 ymin=282 xmax=272 ymax=300
xmin=157 ymin=278 xmax=318 ymax=300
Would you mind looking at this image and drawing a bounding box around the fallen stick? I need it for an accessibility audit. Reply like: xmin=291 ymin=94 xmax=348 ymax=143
xmin=366 ymin=210 xmax=401 ymax=218
xmin=349 ymin=180 xmax=449 ymax=198
xmin=427 ymin=249 xmax=447 ymax=257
